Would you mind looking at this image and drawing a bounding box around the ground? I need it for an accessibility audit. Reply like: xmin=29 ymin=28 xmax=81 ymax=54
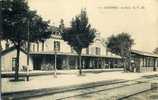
xmin=2 ymin=70 xmax=158 ymax=93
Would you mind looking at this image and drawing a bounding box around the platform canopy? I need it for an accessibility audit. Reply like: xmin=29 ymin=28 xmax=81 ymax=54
xmin=30 ymin=51 xmax=122 ymax=59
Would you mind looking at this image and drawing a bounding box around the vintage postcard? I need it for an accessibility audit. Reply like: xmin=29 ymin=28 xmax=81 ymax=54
xmin=1 ymin=0 xmax=158 ymax=100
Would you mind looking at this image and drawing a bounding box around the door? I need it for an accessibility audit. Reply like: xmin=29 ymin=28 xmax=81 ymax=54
xmin=12 ymin=58 xmax=17 ymax=71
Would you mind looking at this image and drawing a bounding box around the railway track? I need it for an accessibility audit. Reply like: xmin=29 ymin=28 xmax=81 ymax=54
xmin=2 ymin=75 xmax=158 ymax=100
xmin=23 ymin=75 xmax=158 ymax=100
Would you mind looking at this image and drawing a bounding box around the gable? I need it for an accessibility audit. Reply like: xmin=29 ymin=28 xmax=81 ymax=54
xmin=0 ymin=46 xmax=27 ymax=56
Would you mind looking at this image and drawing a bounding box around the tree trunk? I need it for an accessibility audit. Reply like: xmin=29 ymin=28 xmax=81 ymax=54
xmin=129 ymin=48 xmax=131 ymax=72
xmin=78 ymin=50 xmax=82 ymax=75
xmin=124 ymin=58 xmax=127 ymax=72
xmin=15 ymin=44 xmax=20 ymax=80
xmin=79 ymin=53 xmax=82 ymax=75
xmin=42 ymin=41 xmax=44 ymax=51
xmin=0 ymin=39 xmax=2 ymax=51
xmin=121 ymin=44 xmax=126 ymax=72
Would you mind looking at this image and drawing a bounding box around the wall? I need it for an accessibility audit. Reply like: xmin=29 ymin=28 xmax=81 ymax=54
xmin=132 ymin=55 xmax=158 ymax=72
xmin=140 ymin=67 xmax=157 ymax=72
xmin=1 ymin=49 xmax=33 ymax=71
xmin=29 ymin=33 xmax=116 ymax=57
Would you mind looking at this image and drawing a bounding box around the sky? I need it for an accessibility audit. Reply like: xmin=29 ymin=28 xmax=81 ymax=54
xmin=28 ymin=0 xmax=158 ymax=52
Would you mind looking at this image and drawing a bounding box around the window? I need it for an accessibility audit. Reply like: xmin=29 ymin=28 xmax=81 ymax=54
xmin=42 ymin=42 xmax=44 ymax=51
xmin=54 ymin=41 xmax=60 ymax=52
xmin=53 ymin=31 xmax=60 ymax=36
xmin=71 ymin=47 xmax=74 ymax=53
xmin=86 ymin=48 xmax=89 ymax=54
xmin=33 ymin=44 xmax=35 ymax=52
xmin=96 ymin=47 xmax=101 ymax=55
xmin=12 ymin=58 xmax=17 ymax=71
xmin=37 ymin=42 xmax=39 ymax=52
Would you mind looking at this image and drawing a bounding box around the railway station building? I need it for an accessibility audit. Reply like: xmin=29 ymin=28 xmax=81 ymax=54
xmin=1 ymin=27 xmax=158 ymax=72
xmin=131 ymin=50 xmax=158 ymax=72
xmin=0 ymin=27 xmax=122 ymax=71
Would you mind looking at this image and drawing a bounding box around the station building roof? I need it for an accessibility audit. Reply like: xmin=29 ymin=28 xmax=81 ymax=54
xmin=131 ymin=50 xmax=158 ymax=58
xmin=30 ymin=51 xmax=122 ymax=59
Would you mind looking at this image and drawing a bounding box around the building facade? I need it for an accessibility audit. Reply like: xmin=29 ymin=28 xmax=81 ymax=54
xmin=29 ymin=28 xmax=122 ymax=70
xmin=1 ymin=27 xmax=158 ymax=72
xmin=131 ymin=50 xmax=158 ymax=72
xmin=0 ymin=47 xmax=33 ymax=71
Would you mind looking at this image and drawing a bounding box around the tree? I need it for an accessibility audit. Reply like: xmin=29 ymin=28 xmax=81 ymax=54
xmin=1 ymin=0 xmax=52 ymax=80
xmin=153 ymin=47 xmax=158 ymax=54
xmin=106 ymin=32 xmax=134 ymax=72
xmin=60 ymin=9 xmax=96 ymax=75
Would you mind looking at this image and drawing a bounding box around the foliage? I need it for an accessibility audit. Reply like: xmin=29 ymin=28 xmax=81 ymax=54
xmin=60 ymin=9 xmax=96 ymax=75
xmin=106 ymin=32 xmax=134 ymax=72
xmin=61 ymin=9 xmax=96 ymax=54
xmin=1 ymin=0 xmax=52 ymax=80
xmin=153 ymin=47 xmax=158 ymax=54
xmin=106 ymin=32 xmax=134 ymax=57
xmin=2 ymin=0 xmax=52 ymax=44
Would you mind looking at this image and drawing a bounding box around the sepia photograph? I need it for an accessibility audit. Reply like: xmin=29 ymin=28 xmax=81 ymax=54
xmin=1 ymin=0 xmax=158 ymax=99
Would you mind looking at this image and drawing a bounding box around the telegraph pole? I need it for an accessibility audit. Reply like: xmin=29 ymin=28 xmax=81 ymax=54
xmin=129 ymin=45 xmax=131 ymax=72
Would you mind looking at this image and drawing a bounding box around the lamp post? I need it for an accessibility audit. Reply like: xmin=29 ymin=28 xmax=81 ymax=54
xmin=54 ymin=51 xmax=57 ymax=78
xmin=54 ymin=42 xmax=57 ymax=78
xmin=26 ymin=19 xmax=30 ymax=81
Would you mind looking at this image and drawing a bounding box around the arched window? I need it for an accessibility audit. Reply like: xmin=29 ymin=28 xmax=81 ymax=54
xmin=53 ymin=31 xmax=60 ymax=36
xmin=54 ymin=41 xmax=60 ymax=52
